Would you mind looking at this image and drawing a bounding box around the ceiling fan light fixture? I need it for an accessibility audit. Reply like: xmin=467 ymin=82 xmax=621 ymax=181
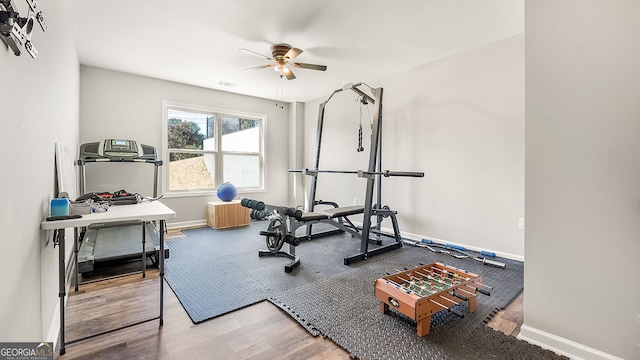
xmin=240 ymin=43 xmax=326 ymax=80
xmin=274 ymin=64 xmax=290 ymax=74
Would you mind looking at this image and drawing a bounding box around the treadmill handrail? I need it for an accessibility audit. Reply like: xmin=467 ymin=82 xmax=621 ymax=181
xmin=77 ymin=158 xmax=163 ymax=166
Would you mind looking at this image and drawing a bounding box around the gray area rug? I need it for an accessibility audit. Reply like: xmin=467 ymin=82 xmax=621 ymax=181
xmin=164 ymin=221 xmax=565 ymax=360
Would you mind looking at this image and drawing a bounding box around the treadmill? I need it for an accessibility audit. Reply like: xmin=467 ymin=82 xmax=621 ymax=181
xmin=76 ymin=139 xmax=166 ymax=274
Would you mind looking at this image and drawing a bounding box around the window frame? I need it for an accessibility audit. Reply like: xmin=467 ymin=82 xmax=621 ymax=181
xmin=161 ymin=100 xmax=266 ymax=198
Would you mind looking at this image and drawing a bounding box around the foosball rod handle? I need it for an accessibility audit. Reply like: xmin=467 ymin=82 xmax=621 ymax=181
xmin=456 ymin=287 xmax=477 ymax=298
xmin=476 ymin=288 xmax=491 ymax=296
xmin=451 ymin=292 xmax=468 ymax=302
xmin=438 ymin=294 xmax=461 ymax=306
xmin=428 ymin=299 xmax=464 ymax=318
xmin=462 ymin=284 xmax=491 ymax=296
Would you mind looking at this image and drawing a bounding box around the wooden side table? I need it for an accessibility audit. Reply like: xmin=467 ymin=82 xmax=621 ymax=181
xmin=206 ymin=200 xmax=250 ymax=229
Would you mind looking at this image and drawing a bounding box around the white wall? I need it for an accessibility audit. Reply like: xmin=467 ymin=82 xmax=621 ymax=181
xmin=302 ymin=35 xmax=525 ymax=258
xmin=79 ymin=66 xmax=290 ymax=225
xmin=523 ymin=1 xmax=640 ymax=359
xmin=0 ymin=0 xmax=79 ymax=343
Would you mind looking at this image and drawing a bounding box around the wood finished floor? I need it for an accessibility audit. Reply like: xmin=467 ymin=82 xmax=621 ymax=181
xmin=56 ymin=230 xmax=524 ymax=359
xmin=487 ymin=291 xmax=524 ymax=337
xmin=58 ymin=272 xmax=351 ymax=360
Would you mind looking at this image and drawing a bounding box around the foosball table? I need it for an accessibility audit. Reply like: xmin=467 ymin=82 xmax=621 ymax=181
xmin=374 ymin=262 xmax=490 ymax=336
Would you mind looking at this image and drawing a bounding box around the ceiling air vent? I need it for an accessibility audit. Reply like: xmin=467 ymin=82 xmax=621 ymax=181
xmin=217 ymin=81 xmax=237 ymax=87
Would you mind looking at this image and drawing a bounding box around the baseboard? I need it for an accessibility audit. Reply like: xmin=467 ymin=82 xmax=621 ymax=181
xmin=45 ymin=276 xmax=71 ymax=351
xmin=173 ymin=218 xmax=526 ymax=261
xmin=517 ymin=324 xmax=625 ymax=360
xmin=45 ymin=248 xmax=76 ymax=350
xmin=333 ymin=220 xmax=524 ymax=261
xmin=403 ymin=231 xmax=524 ymax=262
xmin=45 ymin=300 xmax=60 ymax=348
xmin=167 ymin=219 xmax=206 ymax=230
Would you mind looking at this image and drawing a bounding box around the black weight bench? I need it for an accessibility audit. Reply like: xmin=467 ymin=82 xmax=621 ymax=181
xmin=241 ymin=198 xmax=403 ymax=272
xmin=293 ymin=205 xmax=364 ymax=221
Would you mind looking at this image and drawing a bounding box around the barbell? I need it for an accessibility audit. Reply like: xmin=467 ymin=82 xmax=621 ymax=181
xmin=289 ymin=169 xmax=424 ymax=178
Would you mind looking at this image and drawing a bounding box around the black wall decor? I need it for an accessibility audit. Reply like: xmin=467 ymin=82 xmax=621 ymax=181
xmin=0 ymin=0 xmax=46 ymax=58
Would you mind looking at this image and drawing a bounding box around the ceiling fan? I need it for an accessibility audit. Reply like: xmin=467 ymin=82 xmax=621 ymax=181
xmin=239 ymin=43 xmax=327 ymax=80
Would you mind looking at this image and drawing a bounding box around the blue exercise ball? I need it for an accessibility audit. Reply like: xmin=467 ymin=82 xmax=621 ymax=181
xmin=216 ymin=182 xmax=237 ymax=202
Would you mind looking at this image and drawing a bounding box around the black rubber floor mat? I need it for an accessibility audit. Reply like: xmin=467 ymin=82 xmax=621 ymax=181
xmin=165 ymin=221 xmax=564 ymax=359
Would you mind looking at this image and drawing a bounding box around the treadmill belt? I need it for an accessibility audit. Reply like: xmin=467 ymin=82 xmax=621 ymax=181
xmin=78 ymin=221 xmax=158 ymax=273
xmin=92 ymin=223 xmax=155 ymax=260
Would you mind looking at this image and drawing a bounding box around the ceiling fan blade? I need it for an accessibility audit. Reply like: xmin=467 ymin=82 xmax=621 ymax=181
xmin=239 ymin=48 xmax=273 ymax=61
xmin=244 ymin=64 xmax=275 ymax=71
xmin=284 ymin=47 xmax=303 ymax=60
xmin=282 ymin=67 xmax=296 ymax=80
xmin=292 ymin=62 xmax=327 ymax=71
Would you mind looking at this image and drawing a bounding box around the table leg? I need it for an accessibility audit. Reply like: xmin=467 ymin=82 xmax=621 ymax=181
xmin=142 ymin=222 xmax=146 ymax=278
xmin=74 ymin=227 xmax=79 ymax=292
xmin=159 ymin=220 xmax=165 ymax=326
xmin=57 ymin=229 xmax=66 ymax=355
xmin=468 ymin=294 xmax=477 ymax=313
xmin=380 ymin=301 xmax=389 ymax=313
xmin=417 ymin=316 xmax=431 ymax=337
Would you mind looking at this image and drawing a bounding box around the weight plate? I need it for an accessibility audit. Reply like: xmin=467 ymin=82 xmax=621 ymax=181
xmin=265 ymin=217 xmax=285 ymax=253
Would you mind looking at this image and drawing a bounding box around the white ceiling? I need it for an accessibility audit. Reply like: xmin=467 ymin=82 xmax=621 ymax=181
xmin=70 ymin=0 xmax=523 ymax=103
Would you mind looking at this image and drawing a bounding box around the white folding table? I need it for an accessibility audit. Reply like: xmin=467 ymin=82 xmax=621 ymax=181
xmin=40 ymin=201 xmax=176 ymax=355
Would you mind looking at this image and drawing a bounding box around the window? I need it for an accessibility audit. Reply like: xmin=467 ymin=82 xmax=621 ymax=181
xmin=162 ymin=102 xmax=265 ymax=196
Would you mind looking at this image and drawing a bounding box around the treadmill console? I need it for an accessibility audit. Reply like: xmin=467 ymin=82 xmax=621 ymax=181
xmin=80 ymin=139 xmax=158 ymax=160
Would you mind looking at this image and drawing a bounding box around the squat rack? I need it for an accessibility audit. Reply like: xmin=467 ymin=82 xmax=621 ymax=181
xmin=292 ymin=82 xmax=424 ymax=264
